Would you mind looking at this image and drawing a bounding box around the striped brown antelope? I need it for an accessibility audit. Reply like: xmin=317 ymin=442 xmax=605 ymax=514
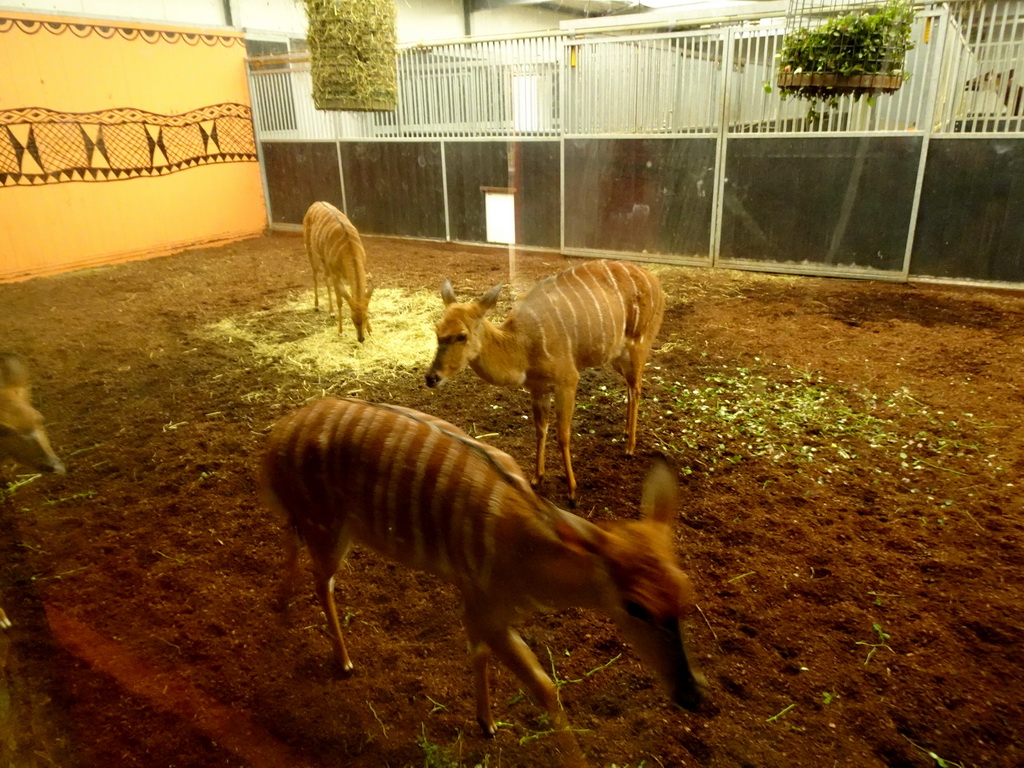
xmin=302 ymin=201 xmax=374 ymax=343
xmin=261 ymin=397 xmax=705 ymax=752
xmin=425 ymin=260 xmax=664 ymax=505
xmin=0 ymin=352 xmax=65 ymax=629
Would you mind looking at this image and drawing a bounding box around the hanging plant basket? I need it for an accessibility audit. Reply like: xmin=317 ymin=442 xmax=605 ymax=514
xmin=303 ymin=0 xmax=398 ymax=112
xmin=775 ymin=72 xmax=905 ymax=96
xmin=775 ymin=0 xmax=915 ymax=112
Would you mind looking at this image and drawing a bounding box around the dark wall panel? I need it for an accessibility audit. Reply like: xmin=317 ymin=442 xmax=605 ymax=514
xmin=339 ymin=142 xmax=445 ymax=239
xmin=517 ymin=141 xmax=561 ymax=248
xmin=445 ymin=141 xmax=509 ymax=243
xmin=720 ymin=137 xmax=921 ymax=271
xmin=564 ymin=138 xmax=715 ymax=258
xmin=911 ymin=138 xmax=1024 ymax=282
xmin=261 ymin=142 xmax=342 ymax=226
xmin=444 ymin=141 xmax=560 ymax=248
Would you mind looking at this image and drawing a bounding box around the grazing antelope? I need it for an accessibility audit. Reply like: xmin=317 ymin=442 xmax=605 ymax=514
xmin=261 ymin=397 xmax=705 ymax=753
xmin=425 ymin=260 xmax=664 ymax=505
xmin=0 ymin=352 xmax=65 ymax=629
xmin=302 ymin=201 xmax=374 ymax=343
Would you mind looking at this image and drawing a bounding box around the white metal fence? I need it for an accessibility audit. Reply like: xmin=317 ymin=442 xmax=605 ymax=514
xmin=248 ymin=3 xmax=1024 ymax=141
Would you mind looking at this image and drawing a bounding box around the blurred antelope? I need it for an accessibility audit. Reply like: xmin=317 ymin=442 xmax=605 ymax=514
xmin=261 ymin=397 xmax=705 ymax=755
xmin=302 ymin=201 xmax=373 ymax=343
xmin=425 ymin=260 xmax=664 ymax=505
xmin=0 ymin=352 xmax=65 ymax=629
xmin=965 ymin=69 xmax=1023 ymax=117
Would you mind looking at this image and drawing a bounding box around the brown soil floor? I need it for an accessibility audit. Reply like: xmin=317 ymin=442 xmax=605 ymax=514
xmin=1 ymin=234 xmax=1022 ymax=768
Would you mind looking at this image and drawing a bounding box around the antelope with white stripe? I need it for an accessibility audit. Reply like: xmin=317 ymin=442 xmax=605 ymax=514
xmin=261 ymin=397 xmax=705 ymax=752
xmin=425 ymin=260 xmax=664 ymax=505
xmin=302 ymin=201 xmax=374 ymax=343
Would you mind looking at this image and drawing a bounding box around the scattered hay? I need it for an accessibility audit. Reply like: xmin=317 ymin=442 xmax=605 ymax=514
xmin=205 ymin=287 xmax=439 ymax=387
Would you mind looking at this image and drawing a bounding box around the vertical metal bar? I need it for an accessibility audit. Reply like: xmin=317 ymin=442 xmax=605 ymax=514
xmin=298 ymin=69 xmax=310 ymax=137
xmin=266 ymin=72 xmax=280 ymax=135
xmin=739 ymin=32 xmax=749 ymax=133
xmin=1009 ymin=1 xmax=1024 ymax=133
xmin=710 ymin=29 xmax=733 ymax=265
xmin=434 ymin=44 xmax=446 ymax=140
xmin=643 ymin=40 xmax=652 ymax=133
xmin=491 ymin=38 xmax=498 ymax=136
xmin=425 ymin=47 xmax=436 ymax=137
xmin=669 ymin=36 xmax=680 ymax=133
xmin=998 ymin=0 xmax=1012 ymax=132
xmin=493 ymin=38 xmax=500 ymax=137
xmin=417 ymin=49 xmax=429 ymax=136
xmin=902 ymin=4 xmax=948 ymax=282
xmin=420 ymin=48 xmax=431 ymax=136
xmin=560 ymin=37 xmax=567 ymax=252
xmin=973 ymin=0 xmax=987 ymax=133
xmin=441 ymin=139 xmax=451 ymax=241
xmin=718 ymin=34 xmax=726 ymax=133
xmin=773 ymin=31 xmax=787 ymax=133
xmin=244 ymin=65 xmax=274 ymax=227
xmin=580 ymin=42 xmax=588 ymax=134
xmin=475 ymin=42 xmax=483 ymax=136
xmin=337 ymin=140 xmax=347 ymax=213
xmin=626 ymin=40 xmax=633 ymax=133
xmin=758 ymin=30 xmax=768 ymax=132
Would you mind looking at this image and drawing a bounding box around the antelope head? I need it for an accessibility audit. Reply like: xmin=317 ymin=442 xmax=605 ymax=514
xmin=557 ymin=458 xmax=707 ymax=710
xmin=425 ymin=279 xmax=503 ymax=388
xmin=340 ymin=282 xmax=374 ymax=343
xmin=0 ymin=354 xmax=65 ymax=475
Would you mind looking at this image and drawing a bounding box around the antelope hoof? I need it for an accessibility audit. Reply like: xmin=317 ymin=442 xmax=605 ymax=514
xmin=477 ymin=717 xmax=497 ymax=738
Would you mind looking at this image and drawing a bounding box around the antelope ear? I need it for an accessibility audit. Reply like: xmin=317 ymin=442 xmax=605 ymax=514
xmin=479 ymin=283 xmax=504 ymax=313
xmin=553 ymin=509 xmax=610 ymax=556
xmin=440 ymin=278 xmax=458 ymax=306
xmin=641 ymin=456 xmax=678 ymax=525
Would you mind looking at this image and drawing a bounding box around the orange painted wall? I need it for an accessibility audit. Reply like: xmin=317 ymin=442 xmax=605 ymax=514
xmin=0 ymin=12 xmax=267 ymax=282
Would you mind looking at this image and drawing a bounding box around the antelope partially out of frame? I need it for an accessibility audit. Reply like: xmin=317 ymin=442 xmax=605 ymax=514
xmin=261 ymin=397 xmax=705 ymax=757
xmin=425 ymin=260 xmax=664 ymax=505
xmin=965 ymin=68 xmax=1023 ymax=117
xmin=0 ymin=352 xmax=65 ymax=629
xmin=302 ymin=201 xmax=374 ymax=343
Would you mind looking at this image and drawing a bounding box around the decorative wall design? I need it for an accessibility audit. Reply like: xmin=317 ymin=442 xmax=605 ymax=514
xmin=0 ymin=16 xmax=243 ymax=47
xmin=0 ymin=104 xmax=257 ymax=187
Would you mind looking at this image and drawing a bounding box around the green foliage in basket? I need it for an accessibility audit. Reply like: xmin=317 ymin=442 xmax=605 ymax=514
xmin=773 ymin=0 xmax=916 ymax=120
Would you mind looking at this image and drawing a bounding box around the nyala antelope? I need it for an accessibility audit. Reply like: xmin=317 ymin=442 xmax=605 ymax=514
xmin=302 ymin=201 xmax=373 ymax=343
xmin=261 ymin=397 xmax=705 ymax=754
xmin=0 ymin=352 xmax=65 ymax=629
xmin=425 ymin=260 xmax=664 ymax=505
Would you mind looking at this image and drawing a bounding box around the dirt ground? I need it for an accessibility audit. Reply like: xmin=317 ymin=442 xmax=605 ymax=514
xmin=1 ymin=233 xmax=1022 ymax=768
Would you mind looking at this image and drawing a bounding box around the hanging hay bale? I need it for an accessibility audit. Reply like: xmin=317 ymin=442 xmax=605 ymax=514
xmin=303 ymin=0 xmax=397 ymax=112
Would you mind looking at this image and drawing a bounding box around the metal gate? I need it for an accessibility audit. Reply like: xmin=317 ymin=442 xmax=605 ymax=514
xmin=247 ymin=1 xmax=1024 ymax=286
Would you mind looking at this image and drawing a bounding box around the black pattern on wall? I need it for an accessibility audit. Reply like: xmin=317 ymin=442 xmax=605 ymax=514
xmin=0 ymin=104 xmax=258 ymax=187
xmin=0 ymin=16 xmax=244 ymax=46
